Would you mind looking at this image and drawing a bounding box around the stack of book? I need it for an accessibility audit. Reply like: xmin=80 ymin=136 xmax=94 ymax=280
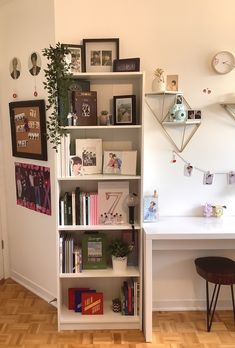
xmin=59 ymin=188 xmax=98 ymax=226
xmin=68 ymin=287 xmax=103 ymax=315
xmin=59 ymin=233 xmax=82 ymax=273
xmin=120 ymin=278 xmax=140 ymax=316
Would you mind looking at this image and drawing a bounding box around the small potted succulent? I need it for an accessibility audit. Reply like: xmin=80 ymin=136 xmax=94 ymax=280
xmin=152 ymin=68 xmax=166 ymax=93
xmin=109 ymin=238 xmax=133 ymax=272
xmin=99 ymin=110 xmax=110 ymax=126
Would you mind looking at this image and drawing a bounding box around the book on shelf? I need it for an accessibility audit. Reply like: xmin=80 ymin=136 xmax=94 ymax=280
xmin=75 ymin=138 xmax=102 ymax=175
xmin=72 ymin=91 xmax=97 ymax=126
xmin=68 ymin=287 xmax=89 ymax=310
xmin=82 ymin=232 xmax=107 ymax=269
xmin=58 ymin=133 xmax=71 ymax=177
xmin=81 ymin=292 xmax=103 ymax=315
xmin=120 ymin=278 xmax=138 ymax=316
xmin=59 ymin=233 xmax=82 ymax=274
xmin=122 ymin=229 xmax=138 ymax=266
xmin=74 ymin=289 xmax=96 ymax=312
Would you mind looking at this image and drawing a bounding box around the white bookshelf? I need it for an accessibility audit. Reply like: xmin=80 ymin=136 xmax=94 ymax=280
xmin=56 ymin=71 xmax=144 ymax=332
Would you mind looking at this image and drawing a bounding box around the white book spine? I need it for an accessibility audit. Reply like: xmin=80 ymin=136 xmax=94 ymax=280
xmin=59 ymin=236 xmax=63 ymax=273
xmin=60 ymin=200 xmax=64 ymax=226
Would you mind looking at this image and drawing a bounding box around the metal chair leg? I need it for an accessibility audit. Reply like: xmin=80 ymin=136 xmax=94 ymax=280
xmin=231 ymin=285 xmax=235 ymax=321
xmin=206 ymin=281 xmax=221 ymax=332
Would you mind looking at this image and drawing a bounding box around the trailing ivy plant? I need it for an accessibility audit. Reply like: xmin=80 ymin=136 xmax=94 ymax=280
xmin=42 ymin=42 xmax=72 ymax=150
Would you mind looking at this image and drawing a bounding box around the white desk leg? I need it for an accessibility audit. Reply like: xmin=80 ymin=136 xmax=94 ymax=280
xmin=144 ymin=238 xmax=152 ymax=342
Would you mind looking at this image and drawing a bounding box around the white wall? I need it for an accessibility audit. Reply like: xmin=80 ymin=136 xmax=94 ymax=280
xmin=55 ymin=0 xmax=235 ymax=309
xmin=0 ymin=0 xmax=57 ymax=299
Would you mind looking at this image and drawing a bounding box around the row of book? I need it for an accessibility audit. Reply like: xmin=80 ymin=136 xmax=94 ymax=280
xmin=59 ymin=188 xmax=98 ymax=226
xmin=121 ymin=279 xmax=139 ymax=316
xmin=68 ymin=287 xmax=103 ymax=314
xmin=59 ymin=234 xmax=82 ymax=273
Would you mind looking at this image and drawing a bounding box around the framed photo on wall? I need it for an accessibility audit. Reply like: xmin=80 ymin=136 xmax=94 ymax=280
xmin=63 ymin=44 xmax=85 ymax=74
xmin=83 ymin=38 xmax=119 ymax=72
xmin=9 ymin=99 xmax=47 ymax=160
xmin=113 ymin=95 xmax=136 ymax=125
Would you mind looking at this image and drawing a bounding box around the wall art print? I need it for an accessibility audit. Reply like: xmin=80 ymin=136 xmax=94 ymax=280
xmin=15 ymin=162 xmax=51 ymax=215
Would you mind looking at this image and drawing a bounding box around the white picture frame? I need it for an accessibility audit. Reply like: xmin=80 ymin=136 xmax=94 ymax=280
xmin=98 ymin=181 xmax=129 ymax=223
xmin=75 ymin=138 xmax=102 ymax=175
xmin=103 ymin=150 xmax=137 ymax=175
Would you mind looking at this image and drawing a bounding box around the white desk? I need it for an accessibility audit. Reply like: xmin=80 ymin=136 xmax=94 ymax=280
xmin=143 ymin=217 xmax=235 ymax=342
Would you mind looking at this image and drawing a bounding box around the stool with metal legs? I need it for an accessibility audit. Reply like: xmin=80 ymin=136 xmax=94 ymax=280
xmin=195 ymin=256 xmax=235 ymax=331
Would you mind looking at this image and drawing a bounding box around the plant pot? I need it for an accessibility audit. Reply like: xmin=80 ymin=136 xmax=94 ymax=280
xmin=152 ymin=78 xmax=166 ymax=93
xmin=112 ymin=255 xmax=127 ymax=272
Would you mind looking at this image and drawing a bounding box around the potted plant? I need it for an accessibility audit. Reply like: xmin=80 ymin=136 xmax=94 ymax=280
xmin=152 ymin=68 xmax=166 ymax=93
xmin=42 ymin=43 xmax=72 ymax=150
xmin=99 ymin=110 xmax=110 ymax=126
xmin=109 ymin=238 xmax=133 ymax=272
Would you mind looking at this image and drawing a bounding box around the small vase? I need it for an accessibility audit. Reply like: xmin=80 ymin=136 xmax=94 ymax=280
xmin=152 ymin=78 xmax=166 ymax=93
xmin=112 ymin=255 xmax=127 ymax=272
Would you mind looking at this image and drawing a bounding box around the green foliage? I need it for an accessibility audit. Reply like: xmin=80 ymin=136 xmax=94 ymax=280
xmin=108 ymin=238 xmax=133 ymax=258
xmin=42 ymin=42 xmax=73 ymax=151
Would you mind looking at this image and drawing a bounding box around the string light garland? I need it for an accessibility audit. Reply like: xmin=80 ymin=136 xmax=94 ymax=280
xmin=171 ymin=150 xmax=235 ymax=184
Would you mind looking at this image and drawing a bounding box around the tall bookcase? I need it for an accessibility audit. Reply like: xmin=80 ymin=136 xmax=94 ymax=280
xmin=56 ymin=72 xmax=144 ymax=331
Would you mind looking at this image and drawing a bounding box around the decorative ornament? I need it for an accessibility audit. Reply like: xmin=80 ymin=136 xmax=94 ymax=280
xmin=203 ymin=88 xmax=212 ymax=94
xmin=171 ymin=152 xmax=176 ymax=163
xmin=13 ymin=93 xmax=17 ymax=99
xmin=203 ymin=203 xmax=213 ymax=217
xmin=152 ymin=68 xmax=166 ymax=93
xmin=112 ymin=298 xmax=121 ymax=312
xmin=34 ymin=91 xmax=38 ymax=97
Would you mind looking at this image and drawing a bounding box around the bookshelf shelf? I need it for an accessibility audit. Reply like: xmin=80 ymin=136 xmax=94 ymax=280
xmin=59 ymin=266 xmax=140 ymax=278
xmin=56 ymin=71 xmax=144 ymax=332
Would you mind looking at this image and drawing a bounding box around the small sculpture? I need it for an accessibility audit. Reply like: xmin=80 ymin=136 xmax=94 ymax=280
xmin=203 ymin=203 xmax=213 ymax=217
xmin=212 ymin=205 xmax=227 ymax=217
xmin=169 ymin=104 xmax=186 ymax=122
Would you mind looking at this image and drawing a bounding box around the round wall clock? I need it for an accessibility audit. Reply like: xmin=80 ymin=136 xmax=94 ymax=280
xmin=211 ymin=51 xmax=235 ymax=74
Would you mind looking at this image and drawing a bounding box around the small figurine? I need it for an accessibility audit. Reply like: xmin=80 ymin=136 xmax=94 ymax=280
xmin=212 ymin=205 xmax=227 ymax=218
xmin=203 ymin=203 xmax=213 ymax=217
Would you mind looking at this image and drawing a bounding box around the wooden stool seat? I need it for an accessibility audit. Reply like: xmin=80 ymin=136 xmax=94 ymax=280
xmin=195 ymin=256 xmax=235 ymax=285
xmin=194 ymin=256 xmax=235 ymax=331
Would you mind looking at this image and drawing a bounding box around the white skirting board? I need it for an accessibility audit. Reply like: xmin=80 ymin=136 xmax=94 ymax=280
xmin=153 ymin=299 xmax=233 ymax=311
xmin=11 ymin=270 xmax=57 ymax=308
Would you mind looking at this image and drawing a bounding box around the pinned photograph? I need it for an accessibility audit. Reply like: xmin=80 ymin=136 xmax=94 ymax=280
xmin=228 ymin=171 xmax=235 ymax=185
xmin=184 ymin=163 xmax=193 ymax=177
xmin=203 ymin=171 xmax=214 ymax=185
xmin=166 ymin=75 xmax=178 ymax=91
xmin=194 ymin=110 xmax=202 ymax=119
xmin=143 ymin=196 xmax=158 ymax=222
xmin=187 ymin=110 xmax=195 ymax=120
xmin=176 ymin=94 xmax=183 ymax=105
xmin=10 ymin=57 xmax=21 ymax=80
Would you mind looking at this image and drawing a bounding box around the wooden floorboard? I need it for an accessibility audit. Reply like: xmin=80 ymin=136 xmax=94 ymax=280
xmin=1 ymin=279 xmax=235 ymax=347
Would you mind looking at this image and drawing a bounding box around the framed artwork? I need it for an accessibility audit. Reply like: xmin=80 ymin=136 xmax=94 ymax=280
xmin=98 ymin=181 xmax=129 ymax=223
xmin=82 ymin=233 xmax=107 ymax=269
xmin=75 ymin=138 xmax=102 ymax=175
xmin=143 ymin=195 xmax=158 ymax=222
xmin=9 ymin=100 xmax=47 ymax=160
xmin=83 ymin=38 xmax=119 ymax=72
xmin=113 ymin=95 xmax=136 ymax=125
xmin=113 ymin=58 xmax=140 ymax=72
xmin=64 ymin=44 xmax=85 ymax=74
xmin=28 ymin=52 xmax=41 ymax=76
xmin=166 ymin=75 xmax=178 ymax=91
xmin=9 ymin=57 xmax=21 ymax=80
xmin=15 ymin=162 xmax=51 ymax=215
xmin=103 ymin=150 xmax=137 ymax=175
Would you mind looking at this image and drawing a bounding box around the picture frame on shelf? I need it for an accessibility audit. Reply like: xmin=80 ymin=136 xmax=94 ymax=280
xmin=83 ymin=38 xmax=119 ymax=72
xmin=9 ymin=99 xmax=47 ymax=160
xmin=187 ymin=109 xmax=201 ymax=120
xmin=82 ymin=232 xmax=107 ymax=269
xmin=166 ymin=74 xmax=179 ymax=92
xmin=113 ymin=58 xmax=140 ymax=72
xmin=98 ymin=181 xmax=129 ymax=224
xmin=75 ymin=138 xmax=102 ymax=175
xmin=103 ymin=150 xmax=137 ymax=176
xmin=143 ymin=195 xmax=158 ymax=222
xmin=63 ymin=44 xmax=85 ymax=74
xmin=113 ymin=95 xmax=136 ymax=125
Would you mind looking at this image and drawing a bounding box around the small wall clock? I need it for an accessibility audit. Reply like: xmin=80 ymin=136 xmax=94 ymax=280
xmin=211 ymin=51 xmax=235 ymax=74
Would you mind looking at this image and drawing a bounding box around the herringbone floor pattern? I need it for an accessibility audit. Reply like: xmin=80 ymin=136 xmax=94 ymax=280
xmin=1 ymin=279 xmax=235 ymax=347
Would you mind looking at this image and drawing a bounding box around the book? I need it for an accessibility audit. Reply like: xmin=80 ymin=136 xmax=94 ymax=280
xmin=103 ymin=150 xmax=137 ymax=176
xmin=122 ymin=230 xmax=138 ymax=266
xmin=68 ymin=287 xmax=89 ymax=310
xmin=81 ymin=292 xmax=103 ymax=315
xmin=74 ymin=289 xmax=96 ymax=312
xmin=75 ymin=138 xmax=102 ymax=175
xmin=82 ymin=232 xmax=107 ymax=269
xmin=75 ymin=187 xmax=80 ymax=225
xmin=72 ymin=91 xmax=97 ymax=126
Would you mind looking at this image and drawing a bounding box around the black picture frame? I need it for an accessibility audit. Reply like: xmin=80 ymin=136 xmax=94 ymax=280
xmin=63 ymin=43 xmax=85 ymax=74
xmin=113 ymin=58 xmax=140 ymax=72
xmin=113 ymin=95 xmax=136 ymax=125
xmin=9 ymin=99 xmax=47 ymax=161
xmin=83 ymin=38 xmax=119 ymax=72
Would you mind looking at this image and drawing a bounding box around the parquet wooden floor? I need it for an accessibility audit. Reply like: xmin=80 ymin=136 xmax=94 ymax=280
xmin=1 ymin=279 xmax=235 ymax=348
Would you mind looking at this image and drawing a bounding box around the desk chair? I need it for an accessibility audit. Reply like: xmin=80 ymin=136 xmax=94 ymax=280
xmin=195 ymin=256 xmax=235 ymax=331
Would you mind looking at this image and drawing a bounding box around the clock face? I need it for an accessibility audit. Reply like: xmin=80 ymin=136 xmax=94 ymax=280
xmin=212 ymin=51 xmax=235 ymax=74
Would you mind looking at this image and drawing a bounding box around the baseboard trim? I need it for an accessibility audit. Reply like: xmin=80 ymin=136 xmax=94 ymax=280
xmin=11 ymin=270 xmax=57 ymax=308
xmin=153 ymin=299 xmax=232 ymax=311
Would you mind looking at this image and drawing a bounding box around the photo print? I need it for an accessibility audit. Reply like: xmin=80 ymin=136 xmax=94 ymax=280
xmin=203 ymin=171 xmax=214 ymax=185
xmin=75 ymin=138 xmax=102 ymax=174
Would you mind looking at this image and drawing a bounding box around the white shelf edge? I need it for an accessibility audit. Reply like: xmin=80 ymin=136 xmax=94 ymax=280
xmin=62 ymin=125 xmax=142 ymax=130
xmin=58 ymin=224 xmax=141 ymax=231
xmin=59 ymin=266 xmax=140 ymax=278
xmin=60 ymin=303 xmax=139 ymax=324
xmin=145 ymin=91 xmax=183 ymax=96
xmin=70 ymin=71 xmax=144 ymax=79
xmin=162 ymin=120 xmax=201 ymax=126
xmin=58 ymin=174 xmax=141 ymax=181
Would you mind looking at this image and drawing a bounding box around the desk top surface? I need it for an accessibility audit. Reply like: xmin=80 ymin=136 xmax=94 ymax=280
xmin=144 ymin=217 xmax=235 ymax=240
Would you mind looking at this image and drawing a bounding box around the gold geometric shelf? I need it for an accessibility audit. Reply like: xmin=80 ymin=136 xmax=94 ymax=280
xmin=145 ymin=91 xmax=201 ymax=152
xmin=221 ymin=103 xmax=235 ymax=120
